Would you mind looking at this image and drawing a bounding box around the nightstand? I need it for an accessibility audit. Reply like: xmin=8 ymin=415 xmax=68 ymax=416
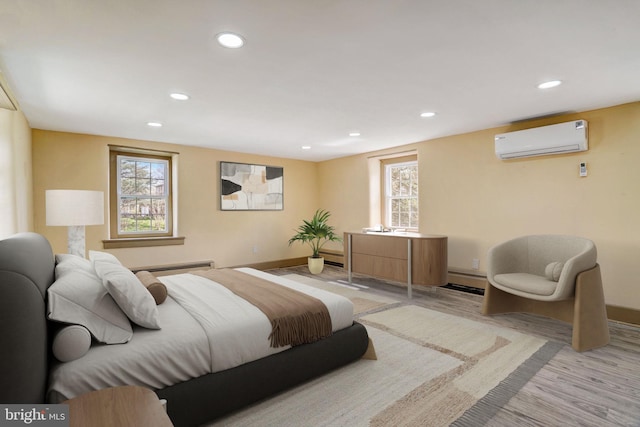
xmin=64 ymin=385 xmax=173 ymax=427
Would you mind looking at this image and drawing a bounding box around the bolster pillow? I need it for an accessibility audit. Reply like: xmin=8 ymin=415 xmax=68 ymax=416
xmin=52 ymin=325 xmax=92 ymax=362
xmin=135 ymin=271 xmax=168 ymax=304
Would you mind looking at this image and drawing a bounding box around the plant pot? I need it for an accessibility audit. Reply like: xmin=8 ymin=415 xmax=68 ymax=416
xmin=308 ymin=257 xmax=324 ymax=275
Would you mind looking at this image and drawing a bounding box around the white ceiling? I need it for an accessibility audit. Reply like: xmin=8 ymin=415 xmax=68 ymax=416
xmin=1 ymin=0 xmax=639 ymax=162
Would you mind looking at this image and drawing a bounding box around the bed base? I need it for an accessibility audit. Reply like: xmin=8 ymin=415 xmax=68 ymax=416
xmin=158 ymin=322 xmax=368 ymax=426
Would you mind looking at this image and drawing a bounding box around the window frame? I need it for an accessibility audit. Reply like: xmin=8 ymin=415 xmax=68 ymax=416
xmin=108 ymin=148 xmax=174 ymax=240
xmin=382 ymin=156 xmax=419 ymax=231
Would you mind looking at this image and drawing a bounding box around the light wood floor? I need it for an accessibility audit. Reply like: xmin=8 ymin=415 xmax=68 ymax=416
xmin=267 ymin=264 xmax=640 ymax=427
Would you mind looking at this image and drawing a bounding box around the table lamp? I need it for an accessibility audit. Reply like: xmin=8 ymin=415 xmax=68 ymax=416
xmin=46 ymin=190 xmax=104 ymax=258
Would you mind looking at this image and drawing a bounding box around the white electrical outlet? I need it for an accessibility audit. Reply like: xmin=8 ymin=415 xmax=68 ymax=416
xmin=472 ymin=258 xmax=480 ymax=270
xmin=253 ymin=245 xmax=258 ymax=254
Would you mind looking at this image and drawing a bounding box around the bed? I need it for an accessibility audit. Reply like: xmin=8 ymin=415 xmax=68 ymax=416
xmin=0 ymin=232 xmax=369 ymax=426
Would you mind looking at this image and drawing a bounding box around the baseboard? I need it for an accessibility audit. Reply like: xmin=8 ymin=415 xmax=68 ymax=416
xmin=235 ymin=253 xmax=344 ymax=271
xmin=230 ymin=257 xmax=309 ymax=271
xmin=606 ymin=305 xmax=640 ymax=326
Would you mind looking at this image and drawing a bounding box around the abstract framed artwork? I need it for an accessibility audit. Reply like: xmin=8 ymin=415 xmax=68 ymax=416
xmin=220 ymin=161 xmax=284 ymax=210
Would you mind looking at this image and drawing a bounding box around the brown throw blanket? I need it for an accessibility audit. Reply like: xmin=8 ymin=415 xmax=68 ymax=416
xmin=193 ymin=269 xmax=332 ymax=348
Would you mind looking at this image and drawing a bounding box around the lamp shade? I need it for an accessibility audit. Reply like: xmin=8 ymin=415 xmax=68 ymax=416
xmin=46 ymin=190 xmax=104 ymax=226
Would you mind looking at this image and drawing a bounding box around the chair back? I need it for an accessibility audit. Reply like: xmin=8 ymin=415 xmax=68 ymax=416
xmin=524 ymin=235 xmax=596 ymax=277
xmin=488 ymin=234 xmax=597 ymax=301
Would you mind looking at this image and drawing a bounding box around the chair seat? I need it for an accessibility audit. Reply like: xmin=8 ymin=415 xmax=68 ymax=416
xmin=493 ymin=273 xmax=556 ymax=297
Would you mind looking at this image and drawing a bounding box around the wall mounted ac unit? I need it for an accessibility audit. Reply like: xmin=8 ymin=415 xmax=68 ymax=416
xmin=494 ymin=119 xmax=588 ymax=160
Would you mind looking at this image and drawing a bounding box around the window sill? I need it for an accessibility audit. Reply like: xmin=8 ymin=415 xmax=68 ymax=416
xmin=102 ymin=236 xmax=185 ymax=249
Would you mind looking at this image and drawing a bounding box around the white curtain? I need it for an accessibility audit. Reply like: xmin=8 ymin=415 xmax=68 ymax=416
xmin=0 ymin=108 xmax=32 ymax=239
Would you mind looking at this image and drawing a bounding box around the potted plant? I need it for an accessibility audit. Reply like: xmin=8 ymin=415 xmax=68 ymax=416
xmin=288 ymin=209 xmax=342 ymax=274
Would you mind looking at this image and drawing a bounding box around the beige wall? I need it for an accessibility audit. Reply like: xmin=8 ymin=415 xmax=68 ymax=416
xmin=0 ymin=107 xmax=32 ymax=239
xmin=23 ymin=101 xmax=640 ymax=310
xmin=32 ymin=130 xmax=319 ymax=268
xmin=319 ymin=102 xmax=640 ymax=310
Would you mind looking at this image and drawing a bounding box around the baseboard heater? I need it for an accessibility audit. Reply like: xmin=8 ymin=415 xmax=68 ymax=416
xmin=132 ymin=260 xmax=215 ymax=276
xmin=443 ymin=283 xmax=485 ymax=296
xmin=318 ymin=249 xmax=344 ymax=267
xmin=448 ymin=269 xmax=486 ymax=285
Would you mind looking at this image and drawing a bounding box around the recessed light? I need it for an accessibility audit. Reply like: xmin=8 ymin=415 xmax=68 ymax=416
xmin=216 ymin=32 xmax=245 ymax=48
xmin=420 ymin=112 xmax=436 ymax=118
xmin=349 ymin=132 xmax=361 ymax=137
xmin=170 ymin=93 xmax=190 ymax=101
xmin=538 ymin=80 xmax=562 ymax=89
xmin=147 ymin=122 xmax=162 ymax=127
xmin=301 ymin=146 xmax=311 ymax=150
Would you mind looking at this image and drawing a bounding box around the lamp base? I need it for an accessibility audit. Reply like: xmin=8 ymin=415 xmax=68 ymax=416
xmin=68 ymin=225 xmax=86 ymax=258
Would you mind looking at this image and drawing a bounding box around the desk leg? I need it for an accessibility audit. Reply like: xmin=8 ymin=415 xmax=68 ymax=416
xmin=347 ymin=234 xmax=352 ymax=284
xmin=407 ymin=239 xmax=412 ymax=299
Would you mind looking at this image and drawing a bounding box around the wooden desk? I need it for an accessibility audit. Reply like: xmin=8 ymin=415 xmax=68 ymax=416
xmin=65 ymin=386 xmax=173 ymax=427
xmin=344 ymin=231 xmax=448 ymax=298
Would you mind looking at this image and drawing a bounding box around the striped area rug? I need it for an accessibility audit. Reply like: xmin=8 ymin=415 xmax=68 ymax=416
xmin=360 ymin=305 xmax=562 ymax=426
xmin=208 ymin=276 xmax=562 ymax=426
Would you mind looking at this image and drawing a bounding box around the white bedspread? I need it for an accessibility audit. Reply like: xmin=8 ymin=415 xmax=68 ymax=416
xmin=47 ymin=268 xmax=354 ymax=402
xmin=47 ymin=295 xmax=211 ymax=403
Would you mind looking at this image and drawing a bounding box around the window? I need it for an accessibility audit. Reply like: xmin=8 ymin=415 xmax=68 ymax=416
xmin=109 ymin=149 xmax=173 ymax=239
xmin=384 ymin=160 xmax=418 ymax=229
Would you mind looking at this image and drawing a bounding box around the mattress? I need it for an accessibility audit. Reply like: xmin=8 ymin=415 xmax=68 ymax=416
xmin=47 ymin=268 xmax=354 ymax=402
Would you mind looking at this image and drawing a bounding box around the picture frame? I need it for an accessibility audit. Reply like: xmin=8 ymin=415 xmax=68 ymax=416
xmin=220 ymin=161 xmax=284 ymax=211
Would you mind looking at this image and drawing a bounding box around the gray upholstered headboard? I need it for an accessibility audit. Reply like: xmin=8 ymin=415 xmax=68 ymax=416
xmin=0 ymin=232 xmax=55 ymax=403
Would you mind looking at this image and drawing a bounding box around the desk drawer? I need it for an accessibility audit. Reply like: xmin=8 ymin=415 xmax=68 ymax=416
xmin=351 ymin=253 xmax=408 ymax=282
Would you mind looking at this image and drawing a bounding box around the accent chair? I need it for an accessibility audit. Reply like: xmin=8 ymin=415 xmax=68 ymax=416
xmin=482 ymin=234 xmax=610 ymax=352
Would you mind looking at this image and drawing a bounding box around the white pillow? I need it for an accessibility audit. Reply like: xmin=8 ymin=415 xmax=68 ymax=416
xmin=48 ymin=255 xmax=133 ymax=344
xmin=91 ymin=254 xmax=161 ymax=329
xmin=88 ymin=250 xmax=121 ymax=265
xmin=52 ymin=325 xmax=92 ymax=362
